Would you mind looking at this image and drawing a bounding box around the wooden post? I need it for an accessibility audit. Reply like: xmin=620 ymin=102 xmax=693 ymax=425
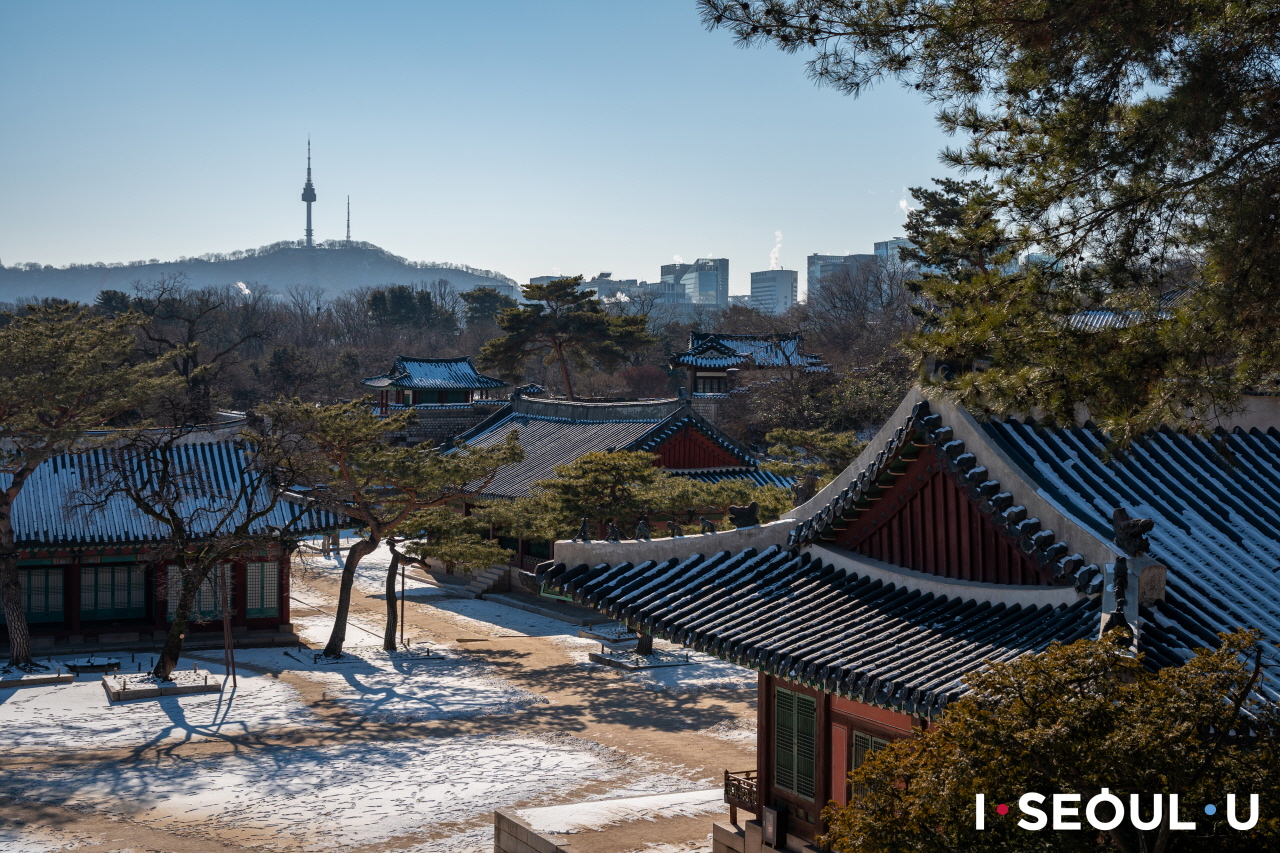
xmin=220 ymin=564 xmax=237 ymax=689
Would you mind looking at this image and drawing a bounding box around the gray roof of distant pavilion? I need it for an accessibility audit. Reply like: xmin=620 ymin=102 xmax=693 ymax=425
xmin=451 ymin=394 xmax=782 ymax=499
xmin=362 ymin=356 xmax=507 ymax=390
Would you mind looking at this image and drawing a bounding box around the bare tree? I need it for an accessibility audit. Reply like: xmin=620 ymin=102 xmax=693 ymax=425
xmin=74 ymin=418 xmax=326 ymax=680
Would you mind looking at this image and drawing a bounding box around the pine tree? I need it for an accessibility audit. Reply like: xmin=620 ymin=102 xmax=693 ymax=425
xmin=479 ymin=277 xmax=653 ymax=400
xmin=701 ymin=1 xmax=1280 ymax=434
xmin=261 ymin=399 xmax=521 ymax=658
xmin=0 ymin=305 xmax=177 ymax=669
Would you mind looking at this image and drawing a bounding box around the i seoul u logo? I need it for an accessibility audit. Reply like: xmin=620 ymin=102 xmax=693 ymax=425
xmin=975 ymin=791 xmax=1260 ymax=831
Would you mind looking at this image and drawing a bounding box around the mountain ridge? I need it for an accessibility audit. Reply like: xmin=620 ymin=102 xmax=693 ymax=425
xmin=0 ymin=240 xmax=518 ymax=303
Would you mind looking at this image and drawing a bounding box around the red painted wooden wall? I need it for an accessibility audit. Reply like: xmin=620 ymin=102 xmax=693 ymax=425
xmin=833 ymin=446 xmax=1047 ymax=585
xmin=654 ymin=425 xmax=745 ymax=470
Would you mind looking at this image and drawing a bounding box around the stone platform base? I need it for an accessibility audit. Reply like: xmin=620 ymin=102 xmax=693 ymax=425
xmin=102 ymin=671 xmax=224 ymax=702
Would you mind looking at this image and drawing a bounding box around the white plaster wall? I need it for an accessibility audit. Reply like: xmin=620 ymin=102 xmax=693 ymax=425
xmin=811 ymin=544 xmax=1081 ymax=608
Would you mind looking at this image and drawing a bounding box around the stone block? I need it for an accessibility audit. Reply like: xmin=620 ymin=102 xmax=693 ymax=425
xmin=277 ymin=623 xmax=294 ymax=633
xmin=713 ymin=821 xmax=747 ymax=853
xmin=30 ymin=636 xmax=54 ymax=648
xmin=744 ymin=819 xmax=763 ymax=853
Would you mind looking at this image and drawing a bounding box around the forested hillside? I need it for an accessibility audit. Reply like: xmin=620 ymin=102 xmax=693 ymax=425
xmin=0 ymin=240 xmax=516 ymax=303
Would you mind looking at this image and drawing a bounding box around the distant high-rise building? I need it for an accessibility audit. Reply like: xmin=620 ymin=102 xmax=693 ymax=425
xmin=750 ymin=269 xmax=798 ymax=314
xmin=301 ymin=139 xmax=317 ymax=248
xmin=806 ymin=253 xmax=876 ymax=302
xmin=660 ymin=262 xmax=692 ymax=285
xmin=677 ymin=258 xmax=729 ymax=307
xmin=874 ymin=238 xmax=914 ymax=264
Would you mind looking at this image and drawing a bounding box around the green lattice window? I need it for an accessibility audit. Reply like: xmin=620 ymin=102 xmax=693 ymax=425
xmin=246 ymin=561 xmax=279 ymax=618
xmin=850 ymin=730 xmax=890 ymax=797
xmin=0 ymin=567 xmax=64 ymax=624
xmin=81 ymin=564 xmax=146 ymax=620
xmin=167 ymin=565 xmax=232 ymax=620
xmin=775 ymin=687 xmax=817 ymax=800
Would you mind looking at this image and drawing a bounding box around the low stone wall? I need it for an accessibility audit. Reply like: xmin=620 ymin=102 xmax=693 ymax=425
xmin=401 ymin=406 xmax=494 ymax=445
xmin=495 ymin=809 xmax=560 ymax=853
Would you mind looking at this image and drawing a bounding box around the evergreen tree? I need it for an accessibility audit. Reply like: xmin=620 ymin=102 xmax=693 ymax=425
xmin=0 ymin=305 xmax=177 ymax=668
xmin=702 ymin=1 xmax=1280 ymax=435
xmin=460 ymin=286 xmax=518 ymax=328
xmin=822 ymin=630 xmax=1280 ymax=853
xmin=479 ymin=277 xmax=653 ymax=400
xmin=261 ymin=399 xmax=521 ymax=658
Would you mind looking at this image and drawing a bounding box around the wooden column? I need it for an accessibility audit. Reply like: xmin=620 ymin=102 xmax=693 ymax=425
xmin=66 ymin=560 xmax=81 ymax=636
xmin=279 ymin=555 xmax=291 ymax=624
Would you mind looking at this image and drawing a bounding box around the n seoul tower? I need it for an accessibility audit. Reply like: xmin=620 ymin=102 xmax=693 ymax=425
xmin=301 ymin=139 xmax=317 ymax=247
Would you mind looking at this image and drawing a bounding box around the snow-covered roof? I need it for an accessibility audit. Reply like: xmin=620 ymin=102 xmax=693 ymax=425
xmin=670 ymin=332 xmax=826 ymax=370
xmin=3 ymin=441 xmax=338 ymax=548
xmin=362 ymin=356 xmax=507 ymax=390
xmin=451 ymin=395 xmax=762 ymax=498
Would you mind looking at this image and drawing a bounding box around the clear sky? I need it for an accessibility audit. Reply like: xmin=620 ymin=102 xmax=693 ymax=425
xmin=0 ymin=0 xmax=953 ymax=297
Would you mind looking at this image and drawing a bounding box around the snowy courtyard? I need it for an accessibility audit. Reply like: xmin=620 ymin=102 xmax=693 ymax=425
xmin=0 ymin=539 xmax=756 ymax=853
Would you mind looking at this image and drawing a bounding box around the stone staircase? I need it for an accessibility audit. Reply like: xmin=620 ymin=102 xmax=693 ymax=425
xmin=461 ymin=565 xmax=511 ymax=599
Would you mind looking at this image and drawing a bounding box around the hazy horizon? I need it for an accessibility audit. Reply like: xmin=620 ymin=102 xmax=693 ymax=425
xmin=0 ymin=1 xmax=953 ymax=297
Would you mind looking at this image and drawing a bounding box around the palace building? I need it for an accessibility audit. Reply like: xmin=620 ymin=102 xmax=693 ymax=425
xmin=536 ymin=388 xmax=1280 ymax=852
xmin=362 ymin=355 xmax=508 ymax=444
xmin=1 ymin=440 xmax=337 ymax=654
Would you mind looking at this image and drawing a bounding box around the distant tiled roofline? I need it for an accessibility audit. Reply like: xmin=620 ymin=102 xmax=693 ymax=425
xmin=450 ymin=393 xmax=764 ymax=498
xmin=671 ymin=330 xmax=826 ymax=370
xmin=362 ymin=355 xmax=507 ymax=390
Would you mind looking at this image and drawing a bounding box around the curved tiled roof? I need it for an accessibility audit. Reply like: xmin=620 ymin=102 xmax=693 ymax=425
xmin=538 ymin=545 xmax=1099 ymax=717
xmin=671 ymin=332 xmax=826 ymax=370
xmin=982 ymin=420 xmax=1280 ymax=671
xmin=362 ymin=356 xmax=506 ymax=390
xmin=1 ymin=441 xmax=339 ymax=548
xmin=790 ymin=400 xmax=1100 ymax=592
xmin=451 ymin=395 xmax=765 ymax=499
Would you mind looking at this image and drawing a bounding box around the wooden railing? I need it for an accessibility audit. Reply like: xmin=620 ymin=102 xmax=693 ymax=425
xmin=724 ymin=768 xmax=759 ymax=824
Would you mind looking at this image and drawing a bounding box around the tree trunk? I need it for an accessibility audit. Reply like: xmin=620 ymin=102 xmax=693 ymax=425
xmin=0 ymin=507 xmax=35 ymax=669
xmin=553 ymin=340 xmax=575 ymax=401
xmin=636 ymin=631 xmax=654 ymax=656
xmin=383 ymin=547 xmax=401 ymax=651
xmin=323 ymin=536 xmax=378 ymax=659
xmin=153 ymin=566 xmax=209 ymax=681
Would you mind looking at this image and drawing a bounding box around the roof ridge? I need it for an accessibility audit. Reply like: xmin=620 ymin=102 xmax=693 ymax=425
xmin=791 ymin=400 xmax=1099 ymax=592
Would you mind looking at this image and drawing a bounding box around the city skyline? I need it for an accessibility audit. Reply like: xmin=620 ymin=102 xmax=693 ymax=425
xmin=0 ymin=1 xmax=950 ymax=297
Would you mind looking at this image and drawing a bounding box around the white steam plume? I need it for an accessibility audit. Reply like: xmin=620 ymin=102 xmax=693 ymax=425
xmin=769 ymin=231 xmax=783 ymax=270
xmin=235 ymin=282 xmax=251 ymax=296
xmin=673 ymin=254 xmax=683 ymax=264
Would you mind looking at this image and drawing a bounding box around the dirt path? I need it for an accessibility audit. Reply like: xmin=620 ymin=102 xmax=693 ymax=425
xmin=5 ymin=564 xmax=756 ymax=852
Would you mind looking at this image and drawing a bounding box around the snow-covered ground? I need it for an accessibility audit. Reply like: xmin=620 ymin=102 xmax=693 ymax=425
xmin=0 ymin=639 xmax=543 ymax=751
xmin=0 ymin=655 xmax=324 ymax=752
xmin=517 ymin=789 xmax=725 ymax=835
xmin=3 ymin=733 xmax=699 ymax=853
xmin=552 ymin=634 xmax=758 ymax=696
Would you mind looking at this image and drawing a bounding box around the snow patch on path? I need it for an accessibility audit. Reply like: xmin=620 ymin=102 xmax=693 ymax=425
xmin=3 ymin=734 xmax=696 ymax=852
xmin=518 ymin=788 xmax=725 ymax=835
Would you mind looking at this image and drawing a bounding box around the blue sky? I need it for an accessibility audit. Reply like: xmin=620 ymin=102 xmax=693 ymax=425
xmin=0 ymin=1 xmax=952 ymax=296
